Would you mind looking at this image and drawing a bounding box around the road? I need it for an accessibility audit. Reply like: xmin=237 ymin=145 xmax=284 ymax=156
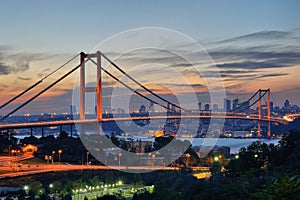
xmin=0 ymin=158 xmax=209 ymax=179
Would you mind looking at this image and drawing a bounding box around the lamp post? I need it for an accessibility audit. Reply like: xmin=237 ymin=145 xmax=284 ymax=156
xmin=118 ymin=152 xmax=122 ymax=167
xmin=152 ymin=154 xmax=155 ymax=166
xmin=58 ymin=150 xmax=62 ymax=164
xmin=214 ymin=156 xmax=219 ymax=162
xmin=24 ymin=185 xmax=29 ymax=195
xmin=86 ymin=152 xmax=89 ymax=165
xmin=52 ymin=151 xmax=55 ymax=164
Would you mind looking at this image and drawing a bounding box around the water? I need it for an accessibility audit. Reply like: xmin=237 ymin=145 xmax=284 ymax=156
xmin=181 ymin=138 xmax=280 ymax=154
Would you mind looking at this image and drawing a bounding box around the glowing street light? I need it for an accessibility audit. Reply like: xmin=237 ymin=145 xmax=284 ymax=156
xmin=52 ymin=151 xmax=55 ymax=164
xmin=58 ymin=149 xmax=62 ymax=164
xmin=152 ymin=154 xmax=155 ymax=166
xmin=235 ymin=155 xmax=239 ymax=159
xmin=214 ymin=156 xmax=219 ymax=162
xmin=86 ymin=152 xmax=90 ymax=165
xmin=118 ymin=152 xmax=122 ymax=167
xmin=24 ymin=185 xmax=29 ymax=195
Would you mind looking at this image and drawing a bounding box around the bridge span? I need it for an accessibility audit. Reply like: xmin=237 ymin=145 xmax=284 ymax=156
xmin=0 ymin=115 xmax=285 ymax=131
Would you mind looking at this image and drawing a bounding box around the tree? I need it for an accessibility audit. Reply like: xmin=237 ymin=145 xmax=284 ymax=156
xmin=29 ymin=181 xmax=44 ymax=196
xmin=252 ymin=176 xmax=300 ymax=200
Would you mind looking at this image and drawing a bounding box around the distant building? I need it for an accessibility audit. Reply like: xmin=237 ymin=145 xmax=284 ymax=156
xmin=284 ymin=99 xmax=290 ymax=108
xmin=198 ymin=102 xmax=202 ymax=111
xmin=70 ymin=105 xmax=76 ymax=115
xmin=224 ymin=98 xmax=231 ymax=111
xmin=204 ymin=104 xmax=210 ymax=111
xmin=139 ymin=105 xmax=146 ymax=113
xmin=232 ymin=99 xmax=239 ymax=111
xmin=270 ymin=101 xmax=274 ymax=113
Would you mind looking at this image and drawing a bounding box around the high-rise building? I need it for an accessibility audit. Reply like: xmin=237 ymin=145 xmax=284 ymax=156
xmin=270 ymin=101 xmax=274 ymax=113
xmin=204 ymin=104 xmax=210 ymax=111
xmin=70 ymin=105 xmax=76 ymax=115
xmin=223 ymin=98 xmax=231 ymax=111
xmin=232 ymin=99 xmax=239 ymax=110
xmin=198 ymin=102 xmax=202 ymax=111
xmin=139 ymin=105 xmax=146 ymax=113
xmin=284 ymin=100 xmax=290 ymax=108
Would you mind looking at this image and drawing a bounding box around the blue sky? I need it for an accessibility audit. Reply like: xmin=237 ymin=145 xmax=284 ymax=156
xmin=0 ymin=1 xmax=300 ymax=114
xmin=1 ymin=0 xmax=299 ymax=52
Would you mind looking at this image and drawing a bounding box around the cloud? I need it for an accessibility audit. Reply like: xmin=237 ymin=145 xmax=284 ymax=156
xmin=0 ymin=50 xmax=57 ymax=76
xmin=18 ymin=76 xmax=32 ymax=81
xmin=216 ymin=61 xmax=286 ymax=70
xmin=0 ymin=63 xmax=11 ymax=75
xmin=257 ymin=73 xmax=289 ymax=78
xmin=218 ymin=30 xmax=292 ymax=43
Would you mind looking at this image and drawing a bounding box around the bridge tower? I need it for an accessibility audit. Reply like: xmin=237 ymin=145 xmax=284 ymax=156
xmin=257 ymin=88 xmax=271 ymax=138
xmin=79 ymin=51 xmax=102 ymax=121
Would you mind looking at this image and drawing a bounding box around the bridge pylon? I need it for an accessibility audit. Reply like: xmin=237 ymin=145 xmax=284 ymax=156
xmin=79 ymin=52 xmax=102 ymax=121
xmin=257 ymin=88 xmax=271 ymax=138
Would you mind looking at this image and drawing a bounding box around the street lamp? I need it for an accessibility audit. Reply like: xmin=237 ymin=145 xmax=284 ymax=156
xmin=214 ymin=156 xmax=219 ymax=162
xmin=52 ymin=151 xmax=55 ymax=164
xmin=118 ymin=152 xmax=122 ymax=167
xmin=86 ymin=152 xmax=89 ymax=165
xmin=152 ymin=154 xmax=155 ymax=166
xmin=24 ymin=185 xmax=29 ymax=195
xmin=58 ymin=150 xmax=62 ymax=164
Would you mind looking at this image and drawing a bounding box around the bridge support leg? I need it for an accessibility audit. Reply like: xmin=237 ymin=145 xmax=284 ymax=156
xmin=70 ymin=124 xmax=73 ymax=137
xmin=258 ymin=89 xmax=261 ymax=138
xmin=96 ymin=51 xmax=102 ymax=121
xmin=267 ymin=88 xmax=271 ymax=138
xmin=80 ymin=52 xmax=86 ymax=120
xmin=30 ymin=128 xmax=33 ymax=137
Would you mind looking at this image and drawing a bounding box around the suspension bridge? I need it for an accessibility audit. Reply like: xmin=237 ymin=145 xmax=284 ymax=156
xmin=0 ymin=52 xmax=291 ymax=138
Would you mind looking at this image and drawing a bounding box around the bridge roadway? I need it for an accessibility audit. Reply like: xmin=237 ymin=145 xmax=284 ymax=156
xmin=0 ymin=115 xmax=284 ymax=130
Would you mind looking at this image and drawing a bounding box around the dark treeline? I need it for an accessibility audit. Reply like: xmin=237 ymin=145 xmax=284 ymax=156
xmin=1 ymin=130 xmax=300 ymax=199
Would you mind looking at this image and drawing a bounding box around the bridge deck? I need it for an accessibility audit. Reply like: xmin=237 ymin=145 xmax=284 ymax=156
xmin=0 ymin=115 xmax=284 ymax=130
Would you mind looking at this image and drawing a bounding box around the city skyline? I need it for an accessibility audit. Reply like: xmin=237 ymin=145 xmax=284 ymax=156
xmin=1 ymin=1 xmax=300 ymax=114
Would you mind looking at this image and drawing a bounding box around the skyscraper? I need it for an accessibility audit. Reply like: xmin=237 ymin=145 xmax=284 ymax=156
xmin=232 ymin=99 xmax=239 ymax=111
xmin=70 ymin=105 xmax=76 ymax=115
xmin=198 ymin=102 xmax=202 ymax=111
xmin=270 ymin=101 xmax=274 ymax=113
xmin=284 ymin=100 xmax=290 ymax=108
xmin=204 ymin=104 xmax=210 ymax=111
xmin=223 ymin=98 xmax=231 ymax=111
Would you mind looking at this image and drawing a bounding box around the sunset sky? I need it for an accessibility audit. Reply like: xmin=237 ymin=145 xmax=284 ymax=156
xmin=0 ymin=0 xmax=300 ymax=115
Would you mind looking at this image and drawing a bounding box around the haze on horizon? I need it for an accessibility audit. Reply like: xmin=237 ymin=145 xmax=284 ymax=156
xmin=0 ymin=0 xmax=300 ymax=115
